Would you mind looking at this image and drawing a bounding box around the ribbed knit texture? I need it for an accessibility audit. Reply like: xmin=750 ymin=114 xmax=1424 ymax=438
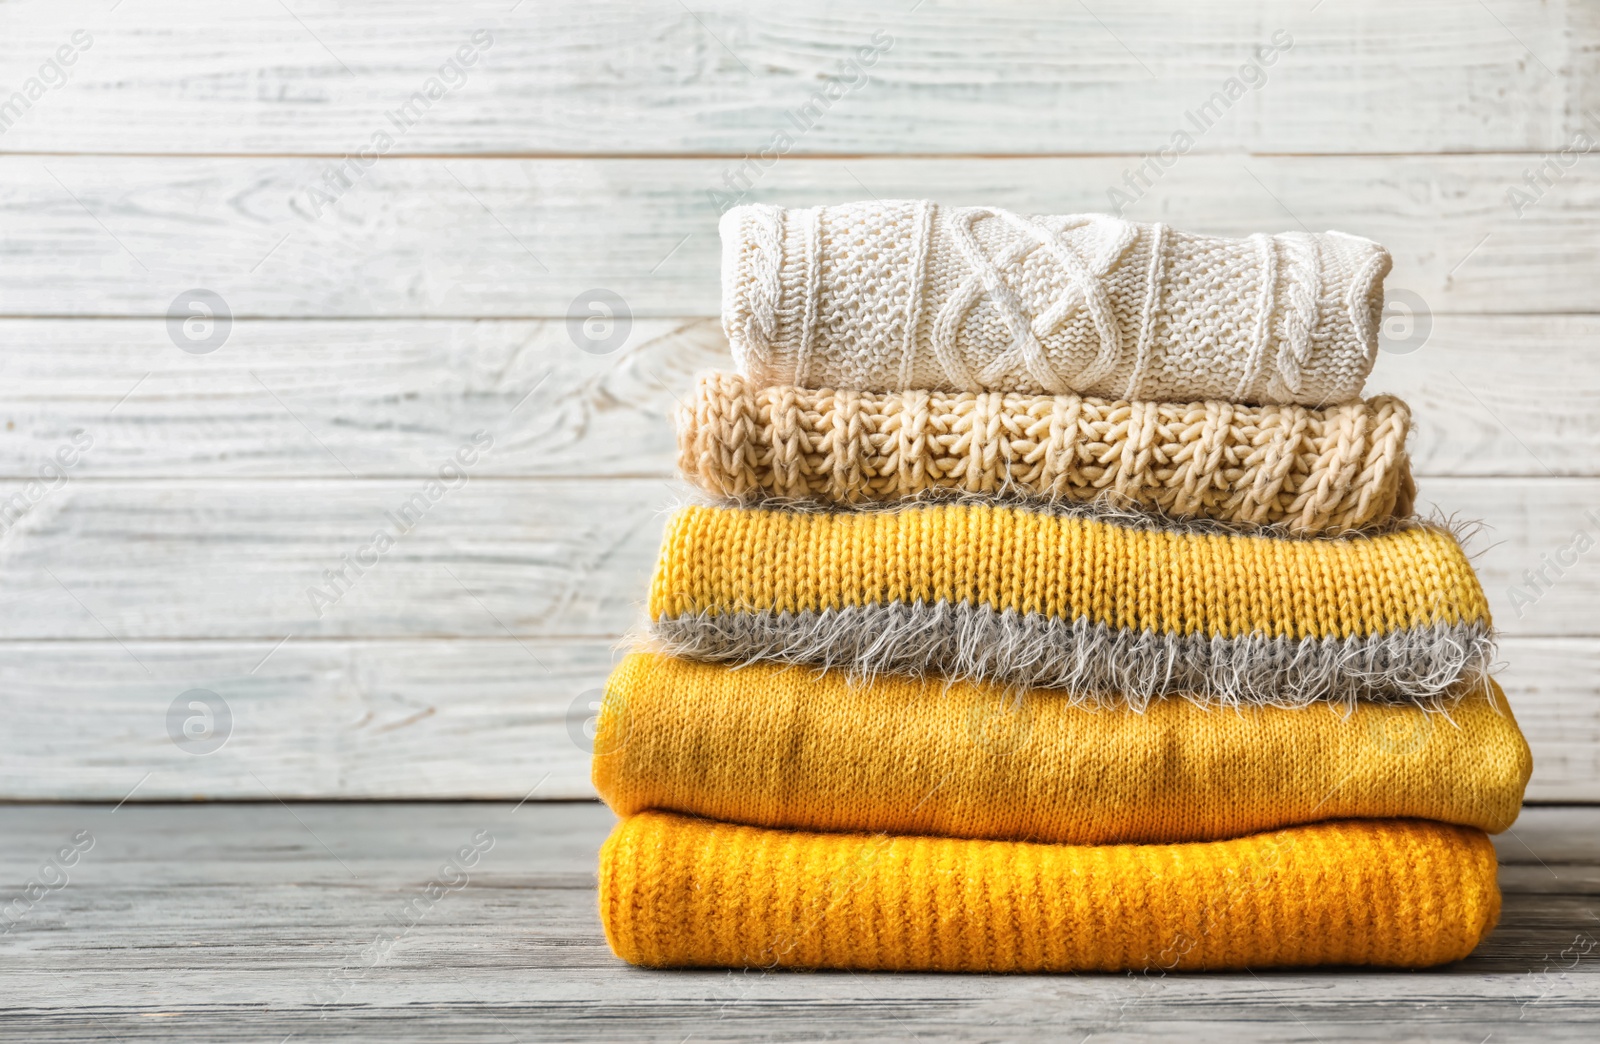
xmin=594 ymin=654 xmax=1531 ymax=845
xmin=678 ymin=372 xmax=1415 ymax=533
xmin=721 ymin=202 xmax=1391 ymax=405
xmin=648 ymin=502 xmax=1493 ymax=705
xmin=599 ymin=812 xmax=1500 ymax=972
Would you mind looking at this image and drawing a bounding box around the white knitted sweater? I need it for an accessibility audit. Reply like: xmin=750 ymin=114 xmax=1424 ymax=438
xmin=720 ymin=201 xmax=1392 ymax=406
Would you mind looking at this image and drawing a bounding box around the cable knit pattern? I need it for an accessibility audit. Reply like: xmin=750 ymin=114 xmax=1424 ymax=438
xmin=721 ymin=201 xmax=1391 ymax=405
xmin=595 ymin=654 xmax=1532 ymax=845
xmin=647 ymin=502 xmax=1493 ymax=706
xmin=677 ymin=371 xmax=1415 ymax=533
xmin=599 ymin=812 xmax=1501 ymax=972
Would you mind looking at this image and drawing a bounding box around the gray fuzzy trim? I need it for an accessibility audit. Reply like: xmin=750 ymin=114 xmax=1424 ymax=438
xmin=701 ymin=485 xmax=1413 ymax=541
xmin=651 ymin=603 xmax=1495 ymax=710
xmin=675 ymin=485 xmax=1489 ymax=549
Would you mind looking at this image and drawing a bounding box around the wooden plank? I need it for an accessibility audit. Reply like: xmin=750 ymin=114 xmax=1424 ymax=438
xmin=1501 ymin=797 xmax=1600 ymax=863
xmin=0 ymin=476 xmax=1594 ymax=641
xmin=1500 ymin=863 xmax=1600 ymax=895
xmin=10 ymin=801 xmax=1597 ymax=883
xmin=4 ymin=154 xmax=1600 ymax=319
xmin=0 ymin=477 xmax=670 ymax=641
xmin=1 ymin=313 xmax=1596 ymax=480
xmin=1365 ymin=315 xmax=1600 ymax=478
xmin=0 ymin=639 xmax=618 ymax=802
xmin=1498 ymin=639 xmax=1600 ymax=804
xmin=0 ymin=803 xmax=1595 ymax=1041
xmin=0 ymin=318 xmax=722 ymax=480
xmin=0 ymin=635 xmax=1591 ymax=802
xmin=0 ymin=0 xmax=1588 ymax=156
xmin=1413 ymin=479 xmax=1600 ymax=639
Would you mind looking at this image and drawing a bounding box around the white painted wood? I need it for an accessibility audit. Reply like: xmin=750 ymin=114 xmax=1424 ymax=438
xmin=0 ymin=477 xmax=670 ymax=640
xmin=0 ymin=639 xmax=618 ymax=801
xmin=1 ymin=313 xmax=1597 ymax=479
xmin=1498 ymin=639 xmax=1600 ymax=803
xmin=0 ymin=635 xmax=1590 ymax=801
xmin=0 ymin=476 xmax=1591 ymax=640
xmin=3 ymin=154 xmax=1600 ymax=318
xmin=1413 ymin=479 xmax=1600 ymax=638
xmin=0 ymin=802 xmax=1594 ymax=1040
xmin=1364 ymin=314 xmax=1600 ymax=479
xmin=0 ymin=318 xmax=723 ymax=479
xmin=0 ymin=0 xmax=1589 ymax=156
xmin=3 ymin=0 xmax=1597 ymax=823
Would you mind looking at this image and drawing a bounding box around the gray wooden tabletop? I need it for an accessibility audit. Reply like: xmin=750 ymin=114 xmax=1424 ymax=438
xmin=1 ymin=801 xmax=1595 ymax=1041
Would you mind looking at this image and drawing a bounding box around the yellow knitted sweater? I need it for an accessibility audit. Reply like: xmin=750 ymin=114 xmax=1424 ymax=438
xmin=594 ymin=653 xmax=1531 ymax=845
xmin=649 ymin=501 xmax=1493 ymax=705
xmin=599 ymin=812 xmax=1500 ymax=972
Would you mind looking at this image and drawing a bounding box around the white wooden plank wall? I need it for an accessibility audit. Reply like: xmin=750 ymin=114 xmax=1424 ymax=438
xmin=0 ymin=0 xmax=1596 ymax=801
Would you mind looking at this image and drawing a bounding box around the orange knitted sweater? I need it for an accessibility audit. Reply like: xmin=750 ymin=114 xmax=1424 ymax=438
xmin=599 ymin=812 xmax=1500 ymax=972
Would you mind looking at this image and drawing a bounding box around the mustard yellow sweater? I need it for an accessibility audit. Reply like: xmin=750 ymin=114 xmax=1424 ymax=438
xmin=600 ymin=812 xmax=1500 ymax=972
xmin=594 ymin=653 xmax=1530 ymax=845
xmin=649 ymin=502 xmax=1493 ymax=706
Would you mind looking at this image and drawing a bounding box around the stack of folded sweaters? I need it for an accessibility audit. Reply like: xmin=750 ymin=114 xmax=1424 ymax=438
xmin=591 ymin=201 xmax=1532 ymax=973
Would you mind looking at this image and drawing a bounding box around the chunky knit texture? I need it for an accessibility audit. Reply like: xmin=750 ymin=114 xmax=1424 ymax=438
xmin=599 ymin=812 xmax=1500 ymax=972
xmin=593 ymin=653 xmax=1531 ymax=845
xmin=721 ymin=202 xmax=1391 ymax=405
xmin=678 ymin=371 xmax=1415 ymax=533
xmin=648 ymin=502 xmax=1493 ymax=706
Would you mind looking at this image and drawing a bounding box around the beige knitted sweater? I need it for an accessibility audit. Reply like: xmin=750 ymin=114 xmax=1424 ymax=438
xmin=721 ymin=201 xmax=1392 ymax=406
xmin=677 ymin=371 xmax=1415 ymax=534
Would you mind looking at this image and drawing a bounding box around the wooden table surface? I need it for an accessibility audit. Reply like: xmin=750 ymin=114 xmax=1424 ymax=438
xmin=0 ymin=801 xmax=1595 ymax=1041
